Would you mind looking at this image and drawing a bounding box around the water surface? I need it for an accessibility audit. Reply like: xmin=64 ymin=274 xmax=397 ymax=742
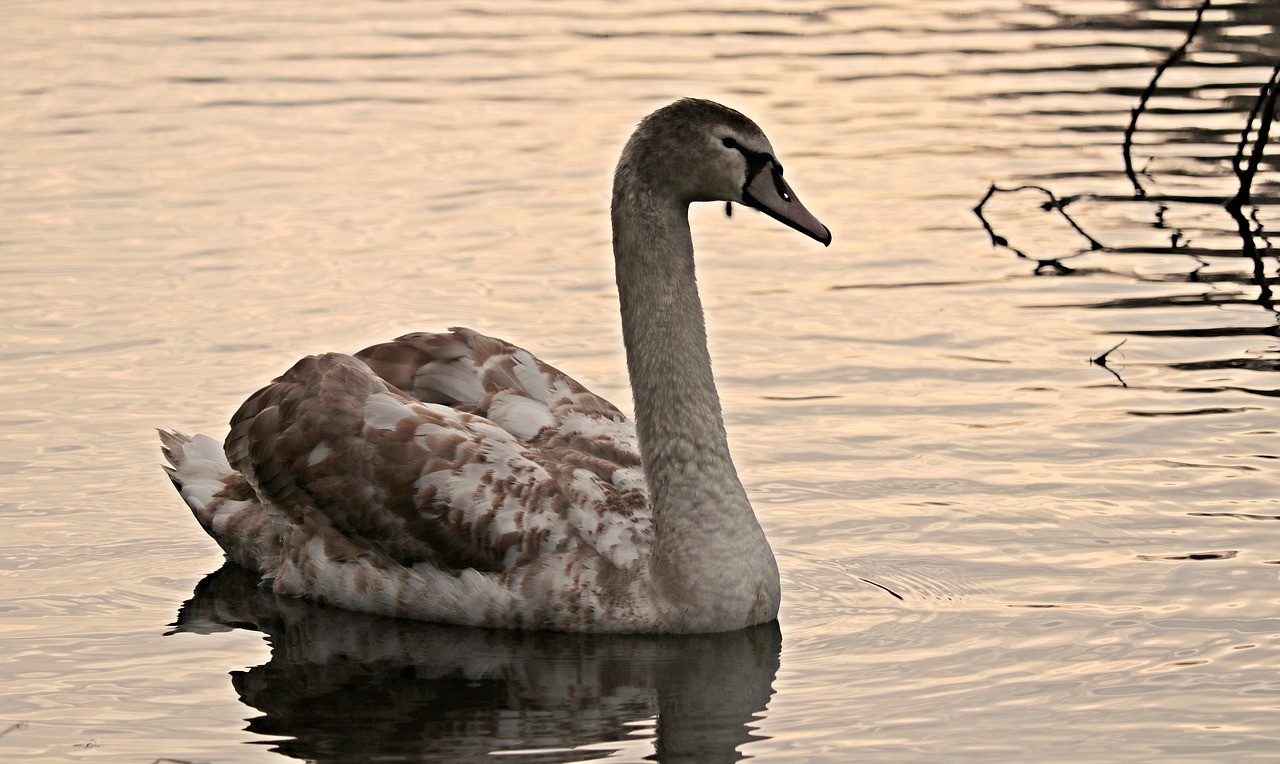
xmin=2 ymin=1 xmax=1279 ymax=761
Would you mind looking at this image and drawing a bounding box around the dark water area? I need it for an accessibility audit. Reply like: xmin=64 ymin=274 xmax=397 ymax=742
xmin=2 ymin=1 xmax=1279 ymax=761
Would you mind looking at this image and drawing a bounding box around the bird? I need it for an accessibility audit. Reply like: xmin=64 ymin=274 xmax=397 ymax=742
xmin=161 ymin=98 xmax=831 ymax=634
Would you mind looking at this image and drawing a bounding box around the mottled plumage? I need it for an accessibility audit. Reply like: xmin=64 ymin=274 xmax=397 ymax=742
xmin=162 ymin=98 xmax=829 ymax=633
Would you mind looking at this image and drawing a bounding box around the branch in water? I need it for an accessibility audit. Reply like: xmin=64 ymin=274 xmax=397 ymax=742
xmin=1223 ymin=62 xmax=1280 ymax=314
xmin=1092 ymin=339 xmax=1127 ymax=366
xmin=1226 ymin=61 xmax=1280 ymax=216
xmin=1122 ymin=0 xmax=1212 ymax=199
xmin=973 ymin=183 xmax=1105 ymax=272
xmin=859 ymin=577 xmax=904 ymax=602
xmin=1091 ymin=339 xmax=1129 ymax=388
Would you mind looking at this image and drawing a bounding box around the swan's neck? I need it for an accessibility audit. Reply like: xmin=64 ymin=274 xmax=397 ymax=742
xmin=612 ymin=179 xmax=780 ymax=630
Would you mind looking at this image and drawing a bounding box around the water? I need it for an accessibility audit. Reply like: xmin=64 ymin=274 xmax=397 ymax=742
xmin=3 ymin=0 xmax=1279 ymax=760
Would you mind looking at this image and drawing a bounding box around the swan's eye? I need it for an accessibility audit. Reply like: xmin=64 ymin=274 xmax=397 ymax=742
xmin=721 ymin=137 xmax=739 ymax=150
xmin=772 ymin=167 xmax=792 ymax=202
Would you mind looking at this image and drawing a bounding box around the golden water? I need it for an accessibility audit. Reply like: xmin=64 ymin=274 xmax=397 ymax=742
xmin=2 ymin=1 xmax=1278 ymax=760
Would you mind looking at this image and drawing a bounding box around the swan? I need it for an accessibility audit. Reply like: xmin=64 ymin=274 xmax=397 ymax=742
xmin=161 ymin=98 xmax=830 ymax=633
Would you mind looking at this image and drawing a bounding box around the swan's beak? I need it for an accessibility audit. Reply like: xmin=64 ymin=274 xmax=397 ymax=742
xmin=742 ymin=163 xmax=832 ymax=247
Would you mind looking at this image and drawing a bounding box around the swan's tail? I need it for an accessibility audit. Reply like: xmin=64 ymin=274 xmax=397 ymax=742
xmin=159 ymin=429 xmax=282 ymax=575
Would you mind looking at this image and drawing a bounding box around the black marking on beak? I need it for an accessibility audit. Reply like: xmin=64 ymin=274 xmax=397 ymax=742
xmin=770 ymin=165 xmax=791 ymax=202
xmin=724 ymin=137 xmax=831 ymax=246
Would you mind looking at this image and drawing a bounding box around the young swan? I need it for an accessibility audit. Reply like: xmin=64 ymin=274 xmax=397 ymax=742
xmin=162 ymin=98 xmax=830 ymax=633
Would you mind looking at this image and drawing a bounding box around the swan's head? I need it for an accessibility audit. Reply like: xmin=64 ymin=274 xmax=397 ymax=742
xmin=619 ymin=98 xmax=831 ymax=246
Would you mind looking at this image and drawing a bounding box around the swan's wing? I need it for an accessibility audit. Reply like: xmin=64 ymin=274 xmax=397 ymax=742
xmin=224 ymin=353 xmax=651 ymax=577
xmin=354 ymin=328 xmax=642 ymax=469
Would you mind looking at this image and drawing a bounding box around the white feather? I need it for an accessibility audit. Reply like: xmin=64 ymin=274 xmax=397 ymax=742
xmin=363 ymin=391 xmax=413 ymax=430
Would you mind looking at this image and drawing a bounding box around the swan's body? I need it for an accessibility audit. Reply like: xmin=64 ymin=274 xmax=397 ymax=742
xmin=162 ymin=98 xmax=829 ymax=633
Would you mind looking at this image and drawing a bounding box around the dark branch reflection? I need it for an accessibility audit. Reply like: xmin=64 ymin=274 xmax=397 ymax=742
xmin=170 ymin=565 xmax=782 ymax=764
xmin=973 ymin=1 xmax=1280 ymax=394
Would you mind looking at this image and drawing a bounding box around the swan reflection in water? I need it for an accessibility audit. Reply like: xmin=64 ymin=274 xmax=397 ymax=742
xmin=171 ymin=564 xmax=782 ymax=763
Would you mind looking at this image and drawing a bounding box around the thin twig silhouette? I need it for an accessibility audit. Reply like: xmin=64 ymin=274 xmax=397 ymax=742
xmin=1091 ymin=339 xmax=1129 ymax=387
xmin=1122 ymin=0 xmax=1212 ymax=198
xmin=973 ymin=183 xmax=1104 ymax=272
xmin=859 ymin=577 xmax=905 ymax=602
xmin=1227 ymin=62 xmax=1280 ymax=216
xmin=1223 ymin=62 xmax=1280 ymax=313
